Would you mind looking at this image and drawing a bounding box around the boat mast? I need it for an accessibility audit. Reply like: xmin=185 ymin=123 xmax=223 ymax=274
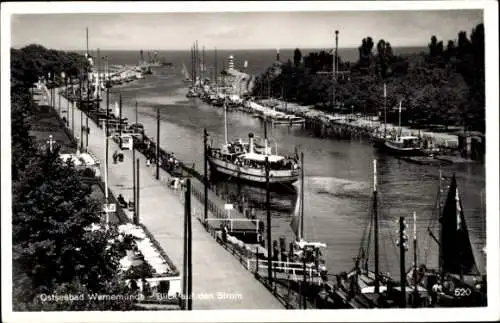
xmin=373 ymin=159 xmax=380 ymax=294
xmin=224 ymin=98 xmax=228 ymax=144
xmin=215 ymin=48 xmax=218 ymax=96
xmin=398 ymin=100 xmax=402 ymax=137
xmin=263 ymin=117 xmax=268 ymax=154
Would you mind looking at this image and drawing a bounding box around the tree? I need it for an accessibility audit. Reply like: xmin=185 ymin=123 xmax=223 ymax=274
xmin=293 ymin=48 xmax=302 ymax=67
xmin=11 ymin=44 xmax=141 ymax=310
xmin=12 ymin=147 xmax=136 ymax=310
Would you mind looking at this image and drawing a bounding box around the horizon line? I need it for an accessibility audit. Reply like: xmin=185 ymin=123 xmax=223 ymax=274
xmin=12 ymin=45 xmax=429 ymax=52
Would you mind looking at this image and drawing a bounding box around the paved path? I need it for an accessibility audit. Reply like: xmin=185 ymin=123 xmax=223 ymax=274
xmin=42 ymin=87 xmax=283 ymax=310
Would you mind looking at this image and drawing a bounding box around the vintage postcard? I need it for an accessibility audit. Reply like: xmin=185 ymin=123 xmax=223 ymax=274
xmin=1 ymin=1 xmax=498 ymax=322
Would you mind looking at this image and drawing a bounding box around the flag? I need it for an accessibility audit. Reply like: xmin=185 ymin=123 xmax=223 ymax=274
xmin=383 ymin=83 xmax=387 ymax=98
xmin=399 ymin=100 xmax=402 ymax=114
xmin=244 ymin=60 xmax=248 ymax=69
xmin=289 ymin=180 xmax=301 ymax=239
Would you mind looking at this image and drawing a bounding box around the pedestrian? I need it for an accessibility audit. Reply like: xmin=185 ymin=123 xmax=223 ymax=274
xmin=146 ymin=159 xmax=150 ymax=167
xmin=113 ymin=150 xmax=118 ymax=164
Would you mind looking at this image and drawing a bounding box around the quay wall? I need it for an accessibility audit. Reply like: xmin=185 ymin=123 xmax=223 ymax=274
xmin=61 ymin=88 xmax=260 ymax=239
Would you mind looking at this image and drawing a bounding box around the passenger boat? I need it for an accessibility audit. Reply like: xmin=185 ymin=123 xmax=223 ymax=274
xmin=207 ymin=100 xmax=300 ymax=185
xmin=382 ymin=136 xmax=426 ymax=156
xmin=207 ymin=134 xmax=300 ymax=184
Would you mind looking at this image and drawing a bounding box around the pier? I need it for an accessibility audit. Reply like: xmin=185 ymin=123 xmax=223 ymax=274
xmin=45 ymin=85 xmax=284 ymax=309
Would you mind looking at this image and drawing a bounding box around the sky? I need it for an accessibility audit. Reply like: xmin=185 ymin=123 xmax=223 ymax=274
xmin=10 ymin=9 xmax=483 ymax=50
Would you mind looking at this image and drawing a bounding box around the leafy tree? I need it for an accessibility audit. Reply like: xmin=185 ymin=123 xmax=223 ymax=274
xmin=293 ymin=48 xmax=302 ymax=68
xmin=11 ymin=44 xmax=143 ymax=311
xmin=12 ymin=147 xmax=136 ymax=310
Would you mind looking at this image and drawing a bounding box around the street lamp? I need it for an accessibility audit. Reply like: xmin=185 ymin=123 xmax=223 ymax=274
xmin=60 ymin=72 xmax=66 ymax=116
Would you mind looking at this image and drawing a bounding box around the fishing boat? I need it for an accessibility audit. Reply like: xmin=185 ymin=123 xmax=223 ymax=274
xmin=416 ymin=173 xmax=487 ymax=307
xmin=288 ymin=159 xmax=328 ymax=281
xmin=379 ymin=101 xmax=426 ymax=156
xmin=207 ymin=101 xmax=300 ymax=185
xmin=331 ymin=160 xmax=429 ymax=308
xmin=382 ymin=136 xmax=426 ymax=156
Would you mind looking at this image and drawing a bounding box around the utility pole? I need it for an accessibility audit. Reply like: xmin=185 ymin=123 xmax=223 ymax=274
xmin=186 ymin=178 xmax=193 ymax=310
xmin=203 ymin=129 xmax=209 ymax=222
xmin=136 ymin=158 xmax=140 ymax=224
xmin=300 ymin=152 xmax=305 ymax=240
xmin=103 ymin=120 xmax=109 ymax=227
xmin=265 ymin=156 xmax=272 ymax=287
xmin=399 ymin=216 xmax=408 ymax=308
xmin=58 ymin=80 xmax=61 ymax=115
xmin=72 ymin=76 xmax=75 ymax=136
xmin=332 ymin=30 xmax=339 ymax=109
xmin=79 ymin=70 xmax=84 ymax=152
xmin=156 ymin=107 xmax=160 ymax=180
xmin=65 ymin=76 xmax=69 ymax=125
xmin=438 ymin=169 xmax=443 ymax=278
xmin=119 ymin=93 xmax=123 ymax=148
xmin=132 ymin=139 xmax=137 ymax=224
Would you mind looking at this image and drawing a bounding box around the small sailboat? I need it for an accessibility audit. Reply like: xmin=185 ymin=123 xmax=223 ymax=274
xmin=420 ymin=173 xmax=487 ymax=307
xmin=381 ymin=101 xmax=425 ymax=156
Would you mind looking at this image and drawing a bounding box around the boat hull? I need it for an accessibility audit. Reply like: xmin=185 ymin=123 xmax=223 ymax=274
xmin=380 ymin=141 xmax=426 ymax=156
xmin=208 ymin=156 xmax=299 ymax=185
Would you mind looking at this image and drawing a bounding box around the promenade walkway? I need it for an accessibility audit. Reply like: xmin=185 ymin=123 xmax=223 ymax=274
xmin=42 ymin=88 xmax=283 ymax=310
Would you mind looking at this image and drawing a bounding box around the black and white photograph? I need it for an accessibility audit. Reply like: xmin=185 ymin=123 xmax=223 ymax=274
xmin=1 ymin=1 xmax=498 ymax=322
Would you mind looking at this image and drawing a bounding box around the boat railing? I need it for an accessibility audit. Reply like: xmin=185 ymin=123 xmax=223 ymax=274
xmin=248 ymin=258 xmax=324 ymax=280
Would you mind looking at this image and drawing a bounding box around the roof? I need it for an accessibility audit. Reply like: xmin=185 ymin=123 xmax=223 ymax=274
xmin=241 ymin=152 xmax=284 ymax=163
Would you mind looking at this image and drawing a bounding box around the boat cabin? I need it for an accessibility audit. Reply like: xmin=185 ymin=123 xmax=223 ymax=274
xmin=391 ymin=136 xmax=420 ymax=148
xmin=238 ymin=152 xmax=298 ymax=171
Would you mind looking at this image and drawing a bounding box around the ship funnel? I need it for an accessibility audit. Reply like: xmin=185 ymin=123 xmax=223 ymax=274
xmin=248 ymin=133 xmax=254 ymax=153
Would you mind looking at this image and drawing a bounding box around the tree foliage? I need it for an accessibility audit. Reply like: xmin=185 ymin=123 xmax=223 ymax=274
xmin=11 ymin=45 xmax=138 ymax=310
xmin=252 ymin=23 xmax=485 ymax=133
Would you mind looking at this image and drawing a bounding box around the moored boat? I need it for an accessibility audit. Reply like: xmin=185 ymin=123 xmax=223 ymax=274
xmin=207 ymin=100 xmax=300 ymax=185
xmin=381 ymin=136 xmax=426 ymax=156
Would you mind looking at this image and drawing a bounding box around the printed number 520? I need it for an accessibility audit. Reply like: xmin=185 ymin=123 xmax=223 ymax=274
xmin=454 ymin=288 xmax=472 ymax=297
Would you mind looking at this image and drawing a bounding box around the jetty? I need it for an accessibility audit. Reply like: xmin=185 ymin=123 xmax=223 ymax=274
xmin=45 ymin=84 xmax=284 ymax=309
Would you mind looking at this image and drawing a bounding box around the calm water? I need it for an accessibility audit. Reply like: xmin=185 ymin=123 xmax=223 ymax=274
xmin=101 ymin=49 xmax=485 ymax=277
xmin=89 ymin=46 xmax=427 ymax=77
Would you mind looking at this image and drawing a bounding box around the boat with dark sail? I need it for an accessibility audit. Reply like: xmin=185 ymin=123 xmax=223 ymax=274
xmin=417 ymin=173 xmax=487 ymax=307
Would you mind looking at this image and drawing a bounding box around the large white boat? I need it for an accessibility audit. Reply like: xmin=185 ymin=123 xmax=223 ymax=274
xmin=207 ymin=133 xmax=300 ymax=184
xmin=207 ymin=100 xmax=300 ymax=185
